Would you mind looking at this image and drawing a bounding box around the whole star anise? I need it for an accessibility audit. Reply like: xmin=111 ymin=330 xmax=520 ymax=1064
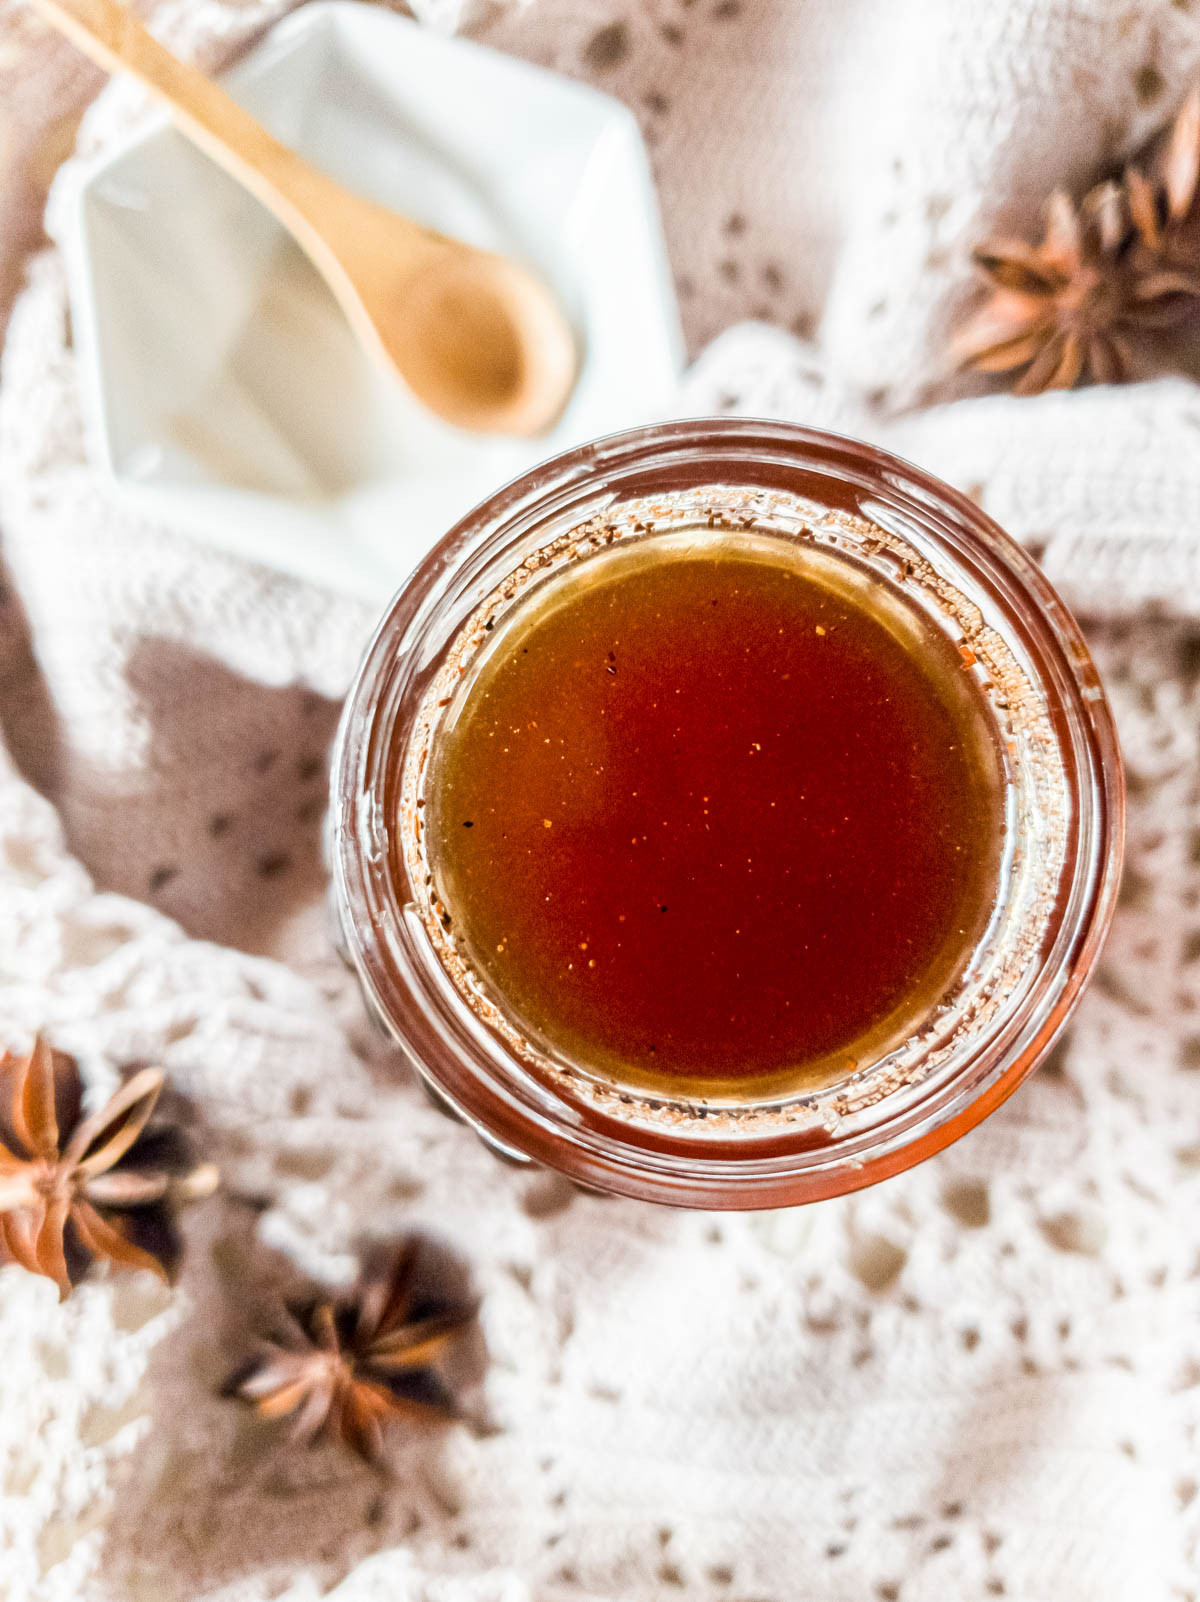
xmin=953 ymin=182 xmax=1134 ymax=393
xmin=0 ymin=1038 xmax=217 ymax=1299
xmin=224 ymin=1239 xmax=476 ymax=1463
xmin=955 ymin=88 xmax=1200 ymax=395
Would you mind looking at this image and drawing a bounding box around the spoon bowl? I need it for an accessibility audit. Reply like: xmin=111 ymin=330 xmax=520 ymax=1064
xmin=352 ymin=242 xmax=580 ymax=437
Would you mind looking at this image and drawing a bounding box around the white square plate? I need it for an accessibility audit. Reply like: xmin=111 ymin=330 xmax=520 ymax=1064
xmin=64 ymin=3 xmax=684 ymax=601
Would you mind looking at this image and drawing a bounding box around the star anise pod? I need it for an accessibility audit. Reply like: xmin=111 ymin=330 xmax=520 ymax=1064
xmin=0 ymin=1038 xmax=217 ymax=1299
xmin=953 ymin=181 xmax=1134 ymax=394
xmin=224 ymin=1239 xmax=477 ymax=1463
xmin=1125 ymin=88 xmax=1200 ymax=324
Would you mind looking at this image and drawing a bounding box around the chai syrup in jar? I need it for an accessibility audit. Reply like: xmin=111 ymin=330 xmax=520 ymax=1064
xmin=333 ymin=422 xmax=1122 ymax=1206
xmin=419 ymin=525 xmax=1005 ymax=1100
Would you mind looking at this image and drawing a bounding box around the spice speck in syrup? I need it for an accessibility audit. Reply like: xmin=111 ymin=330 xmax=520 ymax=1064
xmin=424 ymin=532 xmax=1005 ymax=1098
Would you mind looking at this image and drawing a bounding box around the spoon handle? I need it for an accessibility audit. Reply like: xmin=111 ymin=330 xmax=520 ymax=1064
xmin=28 ymin=0 xmax=380 ymax=251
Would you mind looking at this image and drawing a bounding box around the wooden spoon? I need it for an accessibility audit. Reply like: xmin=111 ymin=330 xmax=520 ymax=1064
xmin=32 ymin=0 xmax=578 ymax=436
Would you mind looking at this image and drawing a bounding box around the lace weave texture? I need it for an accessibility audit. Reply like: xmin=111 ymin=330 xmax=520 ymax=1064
xmin=0 ymin=1 xmax=1197 ymax=1598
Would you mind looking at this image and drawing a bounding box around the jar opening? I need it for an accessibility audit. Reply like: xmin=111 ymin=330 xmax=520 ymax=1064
xmin=399 ymin=482 xmax=1064 ymax=1142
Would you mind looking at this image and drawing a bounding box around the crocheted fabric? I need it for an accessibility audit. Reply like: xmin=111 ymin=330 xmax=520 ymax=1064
xmin=0 ymin=2 xmax=1198 ymax=1600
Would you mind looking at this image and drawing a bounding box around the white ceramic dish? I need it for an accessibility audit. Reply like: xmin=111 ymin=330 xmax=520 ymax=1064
xmin=64 ymin=3 xmax=684 ymax=602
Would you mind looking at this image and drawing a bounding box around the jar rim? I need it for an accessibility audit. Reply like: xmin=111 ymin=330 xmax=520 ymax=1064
xmin=330 ymin=418 xmax=1125 ymax=1208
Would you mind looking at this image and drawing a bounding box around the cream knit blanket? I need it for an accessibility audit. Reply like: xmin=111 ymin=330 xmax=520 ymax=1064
xmin=0 ymin=2 xmax=1198 ymax=1599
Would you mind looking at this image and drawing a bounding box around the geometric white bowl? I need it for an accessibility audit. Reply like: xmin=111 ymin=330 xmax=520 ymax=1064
xmin=64 ymin=3 xmax=684 ymax=602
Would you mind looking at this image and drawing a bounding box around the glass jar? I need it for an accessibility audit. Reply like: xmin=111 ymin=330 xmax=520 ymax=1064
xmin=330 ymin=420 xmax=1124 ymax=1208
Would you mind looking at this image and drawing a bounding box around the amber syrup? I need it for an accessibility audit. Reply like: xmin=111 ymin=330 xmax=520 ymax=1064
xmin=424 ymin=531 xmax=1004 ymax=1098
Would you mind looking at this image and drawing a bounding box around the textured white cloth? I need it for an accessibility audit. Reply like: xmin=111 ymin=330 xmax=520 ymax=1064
xmin=0 ymin=3 xmax=1199 ymax=1601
